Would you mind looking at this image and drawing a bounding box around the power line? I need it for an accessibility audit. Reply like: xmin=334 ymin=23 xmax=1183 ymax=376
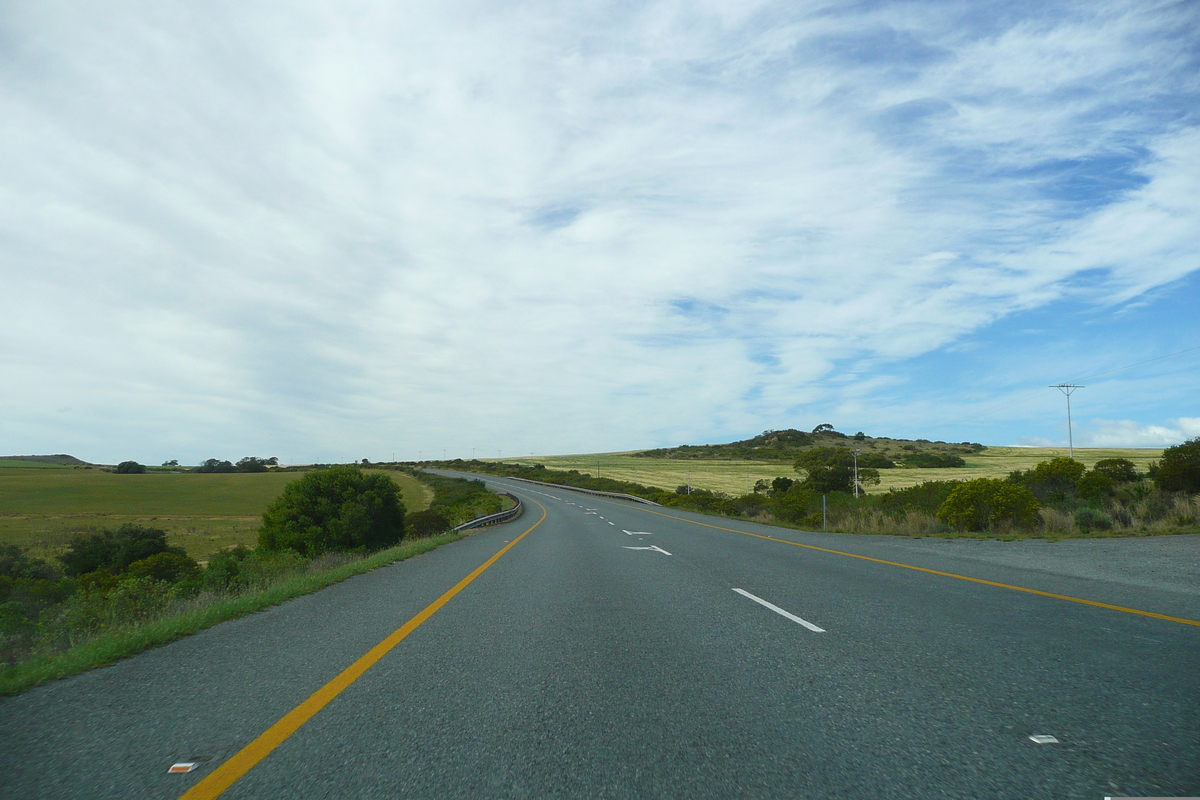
xmin=1071 ymin=344 xmax=1200 ymax=383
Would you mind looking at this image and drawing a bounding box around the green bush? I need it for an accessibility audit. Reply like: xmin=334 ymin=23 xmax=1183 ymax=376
xmin=59 ymin=525 xmax=185 ymax=577
xmin=1154 ymin=437 xmax=1200 ymax=494
xmin=900 ymin=453 xmax=965 ymax=468
xmin=259 ymin=466 xmax=407 ymax=556
xmin=1009 ymin=457 xmax=1085 ymax=501
xmin=1076 ymin=470 xmax=1115 ymax=501
xmin=794 ymin=448 xmax=880 ymax=493
xmin=125 ymin=552 xmax=200 ymax=584
xmin=406 ymin=509 xmax=451 ymax=537
xmin=1074 ymin=507 xmax=1113 ymax=532
xmin=937 ymin=478 xmax=1040 ymax=531
xmin=115 ymin=461 xmax=146 ymax=474
xmin=875 ymin=480 xmax=962 ymax=516
xmin=0 ymin=545 xmax=57 ymax=581
xmin=1091 ymin=458 xmax=1139 ymax=483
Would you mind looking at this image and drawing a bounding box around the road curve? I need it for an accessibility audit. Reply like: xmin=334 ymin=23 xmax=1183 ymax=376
xmin=2 ymin=472 xmax=1197 ymax=799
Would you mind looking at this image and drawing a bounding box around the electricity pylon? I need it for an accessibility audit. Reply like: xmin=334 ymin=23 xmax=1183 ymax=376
xmin=1050 ymin=384 xmax=1084 ymax=458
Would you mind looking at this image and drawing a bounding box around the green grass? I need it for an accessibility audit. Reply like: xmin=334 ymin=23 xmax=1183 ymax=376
xmin=502 ymin=446 xmax=1164 ymax=496
xmin=0 ymin=532 xmax=461 ymax=697
xmin=0 ymin=459 xmax=71 ymax=469
xmin=0 ymin=468 xmax=432 ymax=563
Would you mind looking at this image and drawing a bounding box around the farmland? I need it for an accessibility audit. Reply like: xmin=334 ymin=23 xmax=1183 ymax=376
xmin=497 ymin=446 xmax=1165 ymax=496
xmin=0 ymin=467 xmax=431 ymax=563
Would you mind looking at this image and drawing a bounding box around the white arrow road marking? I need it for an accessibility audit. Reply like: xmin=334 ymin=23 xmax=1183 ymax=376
xmin=732 ymin=588 xmax=825 ymax=632
xmin=622 ymin=530 xmax=653 ymax=535
xmin=623 ymin=545 xmax=672 ymax=555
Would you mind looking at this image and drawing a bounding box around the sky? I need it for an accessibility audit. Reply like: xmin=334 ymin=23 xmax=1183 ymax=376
xmin=1 ymin=0 xmax=1198 ymax=465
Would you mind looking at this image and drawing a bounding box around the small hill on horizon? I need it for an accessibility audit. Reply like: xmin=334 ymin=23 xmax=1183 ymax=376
xmin=0 ymin=454 xmax=91 ymax=467
xmin=633 ymin=427 xmax=986 ymax=468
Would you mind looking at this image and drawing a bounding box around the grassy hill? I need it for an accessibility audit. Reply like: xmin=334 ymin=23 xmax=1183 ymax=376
xmin=499 ymin=431 xmax=1163 ymax=497
xmin=0 ymin=455 xmax=91 ymax=469
xmin=0 ymin=468 xmax=432 ymax=563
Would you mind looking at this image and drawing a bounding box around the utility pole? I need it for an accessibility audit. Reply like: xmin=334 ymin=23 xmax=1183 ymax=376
xmin=471 ymin=447 xmax=475 ymax=460
xmin=822 ymin=495 xmax=827 ymax=530
xmin=1050 ymin=384 xmax=1085 ymax=458
xmin=852 ymin=449 xmax=861 ymax=499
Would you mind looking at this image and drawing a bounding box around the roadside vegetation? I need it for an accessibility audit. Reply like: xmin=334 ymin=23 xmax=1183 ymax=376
xmin=0 ymin=465 xmax=506 ymax=695
xmin=442 ymin=435 xmax=1200 ymax=540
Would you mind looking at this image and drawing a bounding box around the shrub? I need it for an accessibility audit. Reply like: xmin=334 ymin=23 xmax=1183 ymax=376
xmin=1074 ymin=507 xmax=1113 ymax=533
xmin=194 ymin=458 xmax=236 ymax=474
xmin=259 ymin=466 xmax=406 ymax=556
xmin=937 ymin=479 xmax=1040 ymax=531
xmin=1010 ymin=457 xmax=1085 ymax=501
xmin=1091 ymin=458 xmax=1139 ymax=484
xmin=900 ymin=453 xmax=965 ymax=468
xmin=125 ymin=552 xmax=200 ymax=584
xmin=0 ymin=545 xmax=57 ymax=581
xmin=1076 ymin=470 xmax=1116 ymax=501
xmin=406 ymin=509 xmax=451 ymax=537
xmin=1154 ymin=437 xmax=1200 ymax=494
xmin=115 ymin=461 xmax=147 ymax=474
xmin=795 ymin=448 xmax=880 ymax=493
xmin=59 ymin=525 xmax=185 ymax=577
xmin=876 ymin=480 xmax=963 ymax=517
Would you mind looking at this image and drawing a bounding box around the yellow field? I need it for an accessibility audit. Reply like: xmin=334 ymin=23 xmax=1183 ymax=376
xmin=499 ymin=447 xmax=1164 ymax=496
xmin=0 ymin=468 xmax=431 ymax=563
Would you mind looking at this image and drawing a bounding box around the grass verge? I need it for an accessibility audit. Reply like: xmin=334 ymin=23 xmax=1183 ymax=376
xmin=0 ymin=532 xmax=460 ymax=697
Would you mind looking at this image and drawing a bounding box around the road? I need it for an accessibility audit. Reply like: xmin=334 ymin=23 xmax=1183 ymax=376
xmin=2 ymin=472 xmax=1198 ymax=799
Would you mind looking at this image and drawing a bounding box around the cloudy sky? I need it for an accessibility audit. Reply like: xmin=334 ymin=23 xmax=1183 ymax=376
xmin=2 ymin=0 xmax=1197 ymax=465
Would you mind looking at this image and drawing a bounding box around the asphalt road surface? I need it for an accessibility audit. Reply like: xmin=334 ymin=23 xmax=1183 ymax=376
xmin=2 ymin=472 xmax=1198 ymax=799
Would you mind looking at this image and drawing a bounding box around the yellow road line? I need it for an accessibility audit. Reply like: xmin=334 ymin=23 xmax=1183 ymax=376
xmin=596 ymin=496 xmax=1200 ymax=629
xmin=178 ymin=502 xmax=547 ymax=800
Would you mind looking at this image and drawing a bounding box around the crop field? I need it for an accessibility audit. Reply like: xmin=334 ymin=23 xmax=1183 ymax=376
xmin=500 ymin=446 xmax=1164 ymax=496
xmin=0 ymin=467 xmax=431 ymax=563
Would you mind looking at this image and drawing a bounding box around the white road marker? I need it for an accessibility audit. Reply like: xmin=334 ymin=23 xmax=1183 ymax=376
xmin=623 ymin=545 xmax=672 ymax=555
xmin=622 ymin=530 xmax=653 ymax=535
xmin=168 ymin=763 xmax=199 ymax=774
xmin=732 ymin=588 xmax=825 ymax=632
xmin=1028 ymin=735 xmax=1059 ymax=744
xmin=607 ymin=521 xmax=615 ymax=525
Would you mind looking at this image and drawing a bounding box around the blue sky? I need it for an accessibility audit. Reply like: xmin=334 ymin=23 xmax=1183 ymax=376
xmin=1 ymin=0 xmax=1197 ymax=464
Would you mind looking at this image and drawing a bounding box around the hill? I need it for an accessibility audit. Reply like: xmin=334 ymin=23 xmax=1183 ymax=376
xmin=0 ymin=454 xmax=90 ymax=468
xmin=632 ymin=427 xmax=985 ymax=468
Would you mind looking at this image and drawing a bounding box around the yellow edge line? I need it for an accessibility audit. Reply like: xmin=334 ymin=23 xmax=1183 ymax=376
xmin=178 ymin=501 xmax=548 ymax=800
xmin=604 ymin=496 xmax=1200 ymax=628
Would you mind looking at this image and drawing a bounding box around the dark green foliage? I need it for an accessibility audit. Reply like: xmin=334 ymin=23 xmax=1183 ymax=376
xmin=0 ymin=545 xmax=57 ymax=581
xmin=876 ymin=480 xmax=962 ymax=516
xmin=194 ymin=458 xmax=237 ymax=473
xmin=235 ymin=457 xmax=271 ymax=473
xmin=770 ymin=476 xmax=795 ymax=495
xmin=59 ymin=524 xmax=184 ymax=577
xmin=1074 ymin=507 xmax=1113 ymax=532
xmin=202 ymin=546 xmax=251 ymax=590
xmin=1076 ymin=470 xmax=1115 ymax=501
xmin=794 ymin=448 xmax=880 ymax=493
xmin=406 ymin=509 xmax=451 ymax=537
xmin=857 ymin=452 xmax=896 ymax=469
xmin=259 ymin=466 xmax=407 ymax=557
xmin=115 ymin=461 xmax=147 ymax=474
xmin=811 ymin=423 xmax=836 ymax=434
xmin=1153 ymin=437 xmax=1200 ymax=493
xmin=1091 ymin=458 xmax=1139 ymax=484
xmin=125 ymin=552 xmax=200 ymax=584
xmin=937 ymin=479 xmax=1040 ymax=531
xmin=1009 ymin=457 xmax=1085 ymax=501
xmin=418 ymin=473 xmax=503 ymax=526
xmin=899 ymin=452 xmax=965 ymax=468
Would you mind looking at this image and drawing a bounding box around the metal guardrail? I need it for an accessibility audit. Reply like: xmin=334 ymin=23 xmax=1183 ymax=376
xmin=452 ymin=492 xmax=524 ymax=531
xmin=506 ymin=476 xmax=662 ymax=506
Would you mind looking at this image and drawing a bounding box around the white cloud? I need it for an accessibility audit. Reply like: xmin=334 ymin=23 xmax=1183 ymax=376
xmin=1076 ymin=418 xmax=1200 ymax=448
xmin=0 ymin=0 xmax=1197 ymax=461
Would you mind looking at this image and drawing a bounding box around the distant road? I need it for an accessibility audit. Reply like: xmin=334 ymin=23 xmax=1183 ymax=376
xmin=2 ymin=471 xmax=1197 ymax=798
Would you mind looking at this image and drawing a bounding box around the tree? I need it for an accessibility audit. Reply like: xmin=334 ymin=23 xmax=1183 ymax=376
xmin=1009 ymin=457 xmax=1085 ymax=500
xmin=59 ymin=524 xmax=185 ymax=576
xmin=236 ymin=456 xmax=270 ymax=473
xmin=794 ymin=448 xmax=880 ymax=493
xmin=770 ymin=476 xmax=795 ymax=495
xmin=937 ymin=479 xmax=1040 ymax=531
xmin=162 ymin=459 xmax=179 ymax=467
xmin=195 ymin=458 xmax=236 ymax=474
xmin=406 ymin=509 xmax=451 ymax=537
xmin=1091 ymin=458 xmax=1139 ymax=484
xmin=259 ymin=466 xmax=407 ymax=556
xmin=1154 ymin=437 xmax=1200 ymax=494
xmin=811 ymin=423 xmax=835 ymax=434
xmin=125 ymin=551 xmax=200 ymax=583
xmin=115 ymin=461 xmax=146 ymax=474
